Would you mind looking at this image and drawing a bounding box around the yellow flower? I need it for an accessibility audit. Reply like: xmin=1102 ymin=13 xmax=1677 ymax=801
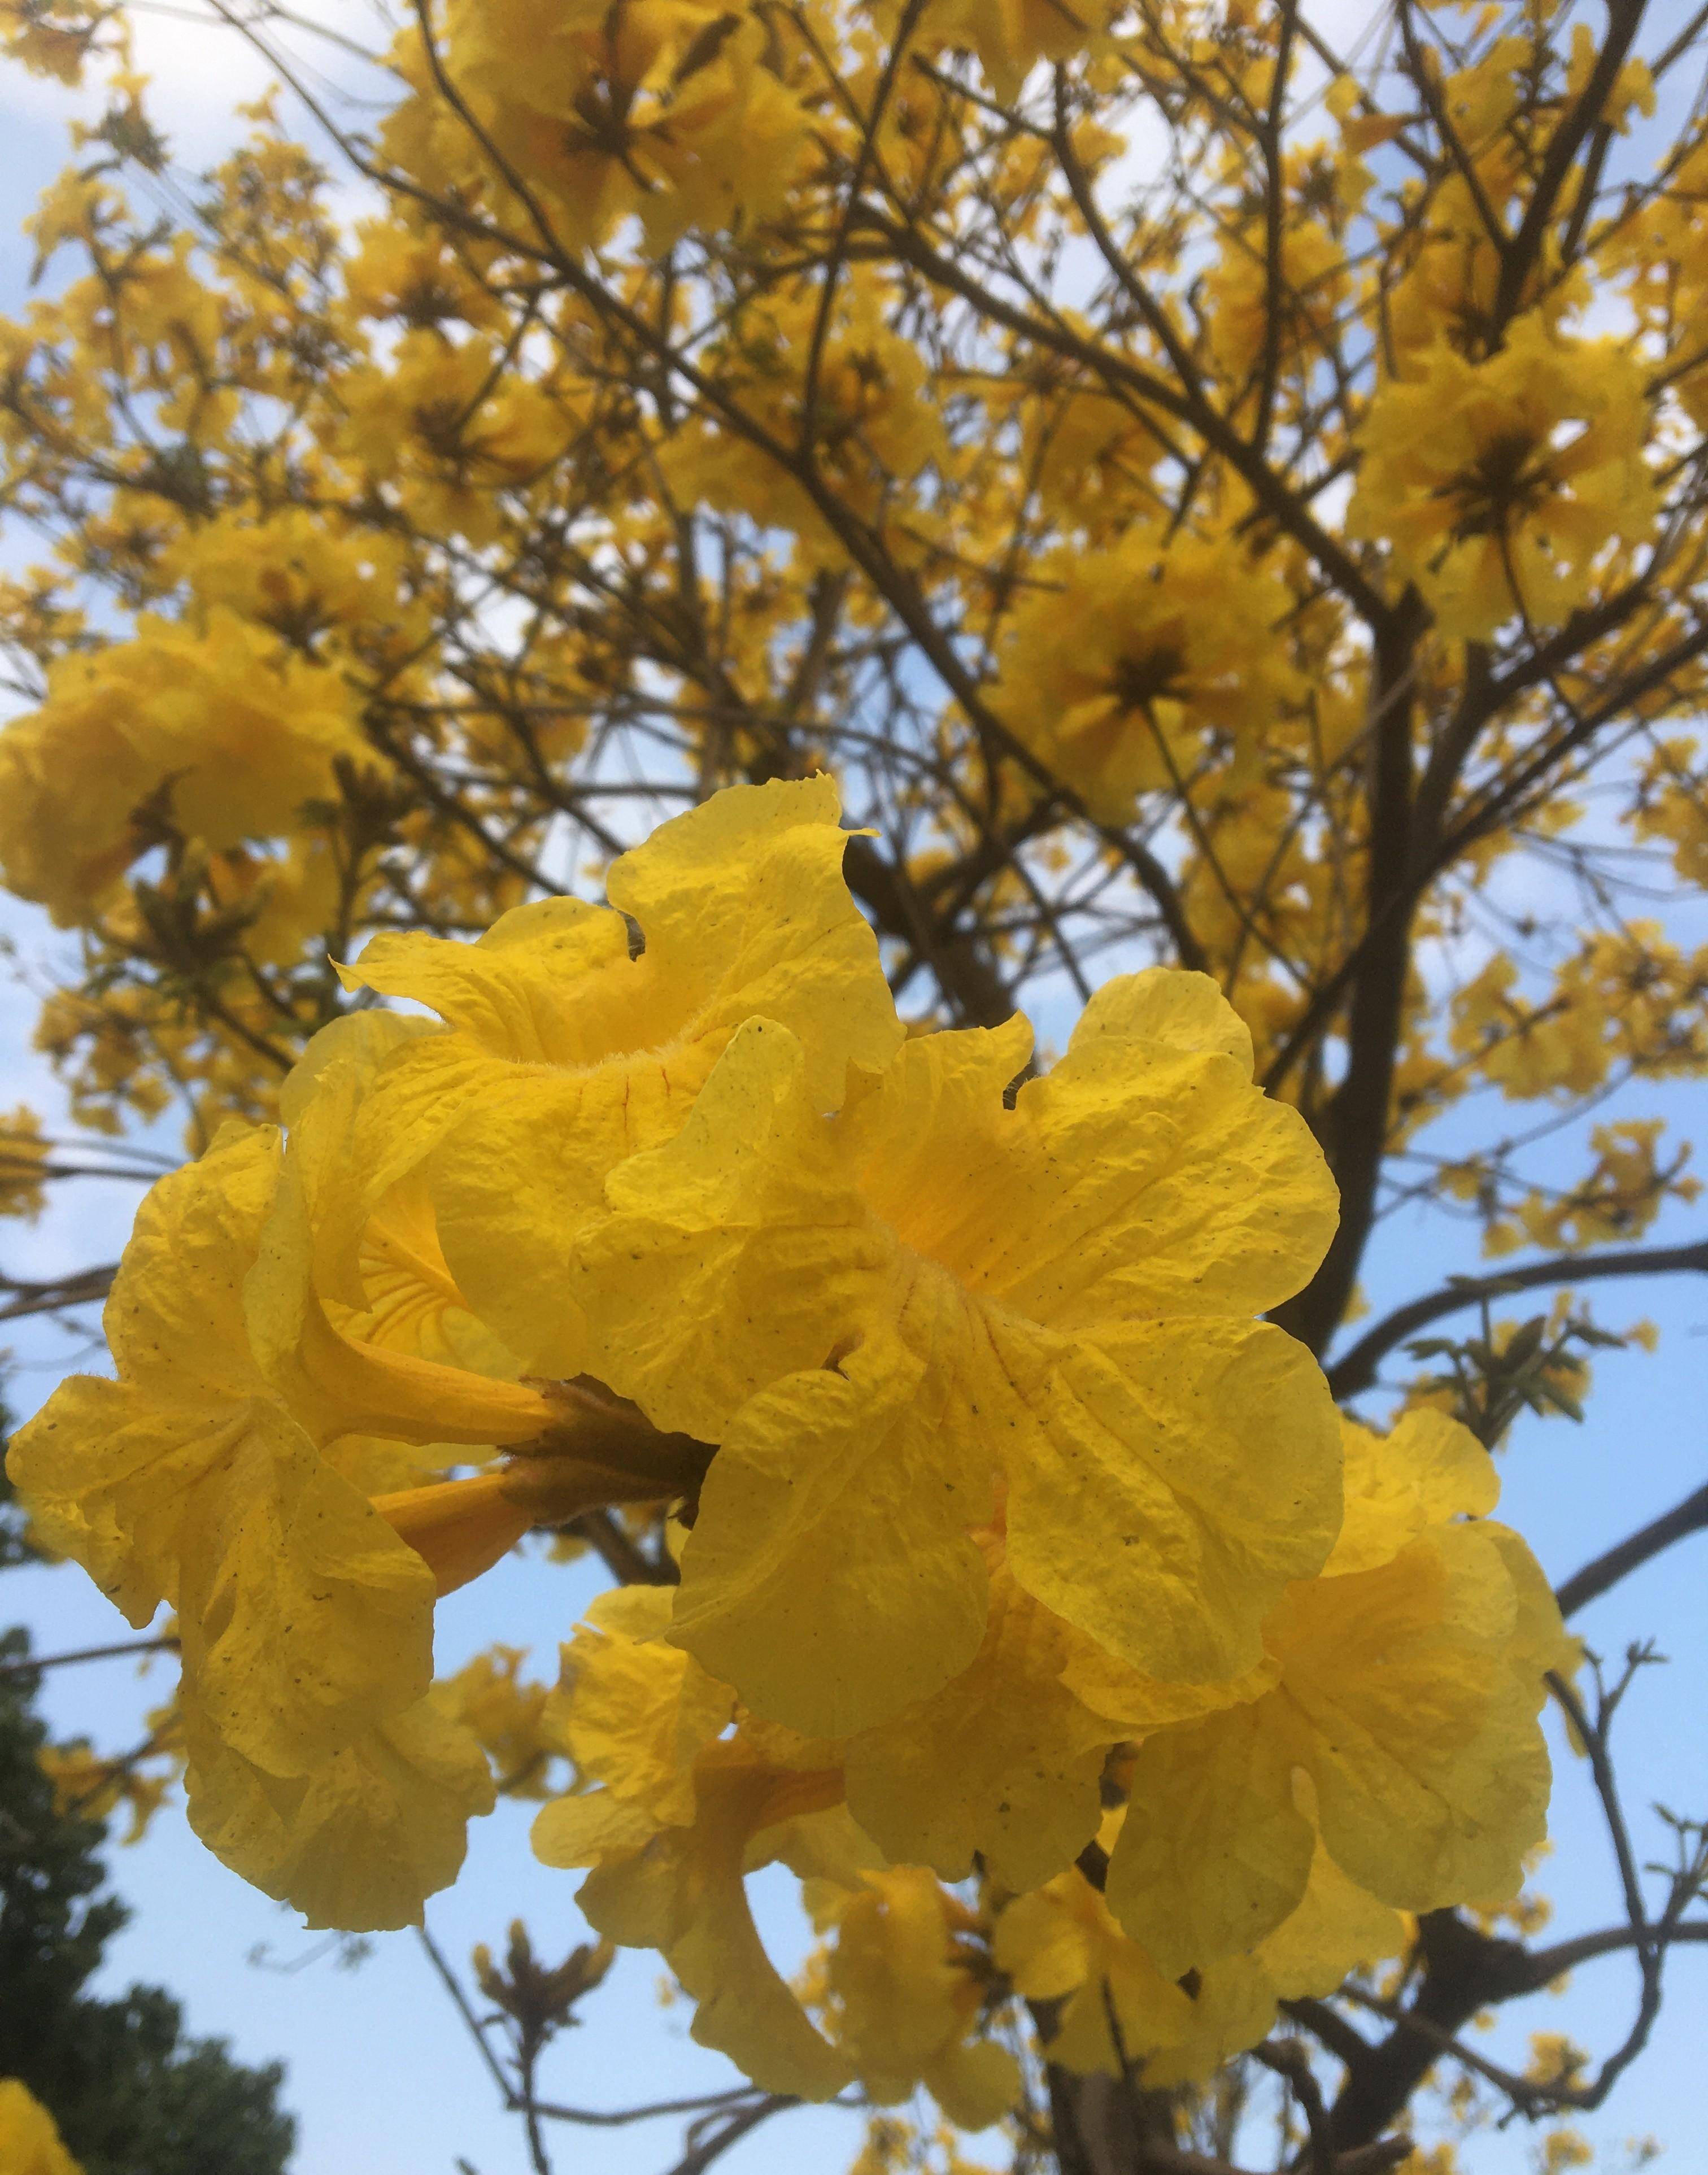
xmin=436 ymin=1644 xmax=557 ymax=1797
xmin=532 ymin=1589 xmax=852 ymax=2098
xmin=333 ymin=330 xmax=574 ymax=549
xmin=0 ymin=1104 xmax=49 ymax=1221
xmin=994 ymin=1842 xmax=1204 ymax=2080
xmin=394 ymin=0 xmax=813 ymax=255
xmin=0 ymin=2080 xmax=81 ymax=2175
xmin=570 ymin=967 xmax=1341 ymax=1738
xmin=3 ymin=1121 xmax=506 ymax=1926
xmin=840 ymin=1551 xmax=1126 ymax=1894
xmin=0 ymin=609 xmax=373 ymax=923
xmin=159 ymin=508 xmax=421 ymax=657
xmin=817 ymin=1868 xmax=1020 ymax=2129
xmin=326 ymin=775 xmax=902 ymax=1384
xmin=991 ymin=526 xmax=1302 ymax=821
xmin=658 ymin=274 xmax=945 ymax=563
xmin=1347 ymin=318 xmax=1657 ymax=640
xmin=7 ymin=1126 xmax=443 ymax=1772
xmin=5 ymin=778 xmax=901 ymax=1928
xmin=37 ymin=1736 xmax=175 ymax=1845
xmin=1103 ymin=1412 xmax=1567 ymax=1975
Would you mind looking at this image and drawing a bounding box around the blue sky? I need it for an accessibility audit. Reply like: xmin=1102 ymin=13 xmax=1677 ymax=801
xmin=1 ymin=11 xmax=1704 ymax=2173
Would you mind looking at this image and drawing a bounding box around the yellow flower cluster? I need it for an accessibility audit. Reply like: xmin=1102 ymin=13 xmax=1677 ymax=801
xmin=385 ymin=0 xmax=817 ymax=256
xmin=0 ymin=608 xmax=373 ymax=924
xmin=534 ymin=1399 xmax=1563 ymax=2098
xmin=8 ymin=781 xmax=1570 ymax=2108
xmin=1348 ymin=319 xmax=1657 ymax=641
xmin=992 ymin=522 xmax=1302 ymax=819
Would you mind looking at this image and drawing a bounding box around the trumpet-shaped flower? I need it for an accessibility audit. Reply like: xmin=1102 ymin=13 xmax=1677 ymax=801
xmin=532 ymin=1589 xmax=853 ymax=2098
xmin=0 ymin=609 xmax=373 ymax=922
xmin=396 ymin=0 xmax=813 ymax=256
xmin=991 ymin=528 xmax=1302 ymax=821
xmin=569 ymin=967 xmax=1341 ymax=1739
xmin=1347 ymin=320 xmax=1657 ymax=640
xmin=4 ymin=1118 xmax=516 ymax=1926
xmin=320 ymin=775 xmax=902 ymax=1384
xmin=7 ymin=1126 xmax=443 ymax=1775
xmin=1103 ymin=1413 xmax=1567 ymax=1975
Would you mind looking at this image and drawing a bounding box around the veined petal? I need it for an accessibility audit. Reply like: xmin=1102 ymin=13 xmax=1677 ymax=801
xmin=668 ymin=1327 xmax=994 ymax=1740
xmin=172 ymin=1396 xmax=436 ymax=1773
xmin=182 ymin=1689 xmax=495 ymax=1932
xmin=245 ymin=1031 xmax=551 ymax=1450
xmin=1108 ymin=1514 xmax=1557 ymax=1971
xmin=1069 ymin=965 xmax=1254 ymax=1066
xmin=1001 ymin=1317 xmax=1341 ymax=1684
xmin=843 ymin=1561 xmax=1110 ymax=1891
xmin=1105 ymin=1702 xmax=1316 ymax=1976
xmin=996 ymin=1030 xmax=1336 ymax=1329
xmin=7 ymin=1374 xmax=222 ymax=1628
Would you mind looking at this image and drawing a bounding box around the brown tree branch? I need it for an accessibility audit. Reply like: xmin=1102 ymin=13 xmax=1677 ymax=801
xmin=1324 ymin=1237 xmax=1708 ymax=1399
xmin=1554 ymin=1481 xmax=1708 ymax=1619
xmin=0 ymin=1265 xmax=118 ymax=1323
xmin=0 ymin=1636 xmax=178 ymax=1681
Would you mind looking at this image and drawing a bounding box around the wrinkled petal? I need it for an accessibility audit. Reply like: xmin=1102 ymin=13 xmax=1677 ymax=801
xmin=574 ymin=1017 xmax=889 ymax=1439
xmin=1002 ymin=1318 xmax=1341 ymax=1684
xmin=341 ymin=895 xmax=630 ymax=1061
xmin=844 ymin=1563 xmax=1109 ymax=1891
xmin=546 ymin=1586 xmax=734 ymax=1825
xmin=172 ymin=1394 xmax=436 ymax=1773
xmin=670 ymin=1328 xmax=993 ymax=1738
xmin=1105 ymin=1703 xmax=1316 ymax=1977
xmin=1280 ymin=1524 xmax=1552 ymax=1910
xmin=1328 ymin=1409 xmax=1500 ymax=1576
xmin=574 ymin=1757 xmax=851 ymax=2099
xmin=183 ymin=1690 xmax=495 ymax=1931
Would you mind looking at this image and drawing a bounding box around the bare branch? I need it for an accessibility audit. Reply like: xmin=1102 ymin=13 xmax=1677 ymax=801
xmin=0 ymin=1636 xmax=178 ymax=1681
xmin=1555 ymin=1481 xmax=1708 ymax=1619
xmin=1324 ymin=1238 xmax=1708 ymax=1400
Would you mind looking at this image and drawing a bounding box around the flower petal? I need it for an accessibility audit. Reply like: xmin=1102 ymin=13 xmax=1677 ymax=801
xmin=669 ymin=1328 xmax=993 ymax=1739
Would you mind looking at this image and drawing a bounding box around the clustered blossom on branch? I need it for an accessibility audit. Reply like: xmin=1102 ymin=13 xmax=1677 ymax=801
xmin=1 ymin=0 xmax=1706 ymax=2161
xmin=9 ymin=782 xmax=1572 ymax=2102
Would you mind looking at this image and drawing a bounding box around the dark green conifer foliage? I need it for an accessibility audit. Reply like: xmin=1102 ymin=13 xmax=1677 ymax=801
xmin=1 ymin=1415 xmax=297 ymax=2175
